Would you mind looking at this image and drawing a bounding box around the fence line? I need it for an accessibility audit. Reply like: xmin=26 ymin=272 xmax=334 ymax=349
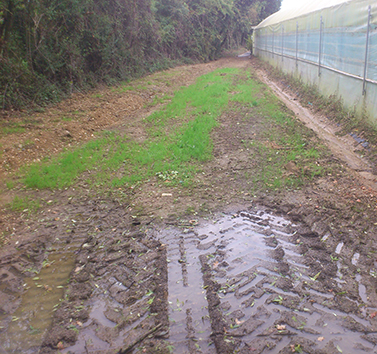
xmin=254 ymin=5 xmax=376 ymax=95
xmin=255 ymin=47 xmax=377 ymax=86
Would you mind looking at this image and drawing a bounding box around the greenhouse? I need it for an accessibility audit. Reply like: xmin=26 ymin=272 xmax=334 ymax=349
xmin=253 ymin=0 xmax=377 ymax=126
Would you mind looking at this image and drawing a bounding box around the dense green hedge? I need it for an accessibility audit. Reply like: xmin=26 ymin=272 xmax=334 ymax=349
xmin=0 ymin=0 xmax=280 ymax=109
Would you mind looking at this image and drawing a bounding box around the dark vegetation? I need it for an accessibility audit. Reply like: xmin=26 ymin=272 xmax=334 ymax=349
xmin=0 ymin=0 xmax=280 ymax=110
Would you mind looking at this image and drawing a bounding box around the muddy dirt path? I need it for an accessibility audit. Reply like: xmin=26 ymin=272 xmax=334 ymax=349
xmin=1 ymin=54 xmax=377 ymax=354
xmin=257 ymin=70 xmax=377 ymax=191
xmin=155 ymin=210 xmax=377 ymax=354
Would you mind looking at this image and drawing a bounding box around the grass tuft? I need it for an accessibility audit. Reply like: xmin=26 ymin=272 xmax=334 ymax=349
xmin=9 ymin=196 xmax=41 ymax=213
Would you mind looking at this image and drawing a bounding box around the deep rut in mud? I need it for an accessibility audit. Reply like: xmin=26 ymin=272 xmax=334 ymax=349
xmin=3 ymin=204 xmax=377 ymax=353
xmin=156 ymin=209 xmax=377 ymax=354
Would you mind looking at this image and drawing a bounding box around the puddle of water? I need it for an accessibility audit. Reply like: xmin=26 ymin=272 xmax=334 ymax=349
xmin=312 ymin=302 xmax=371 ymax=328
xmin=62 ymin=327 xmax=111 ymax=354
xmin=88 ymin=298 xmax=118 ymax=328
xmin=237 ymin=52 xmax=251 ymax=58
xmin=158 ymin=212 xmax=290 ymax=351
xmin=158 ymin=211 xmax=300 ymax=352
xmin=160 ymin=230 xmax=212 ymax=351
xmin=2 ymin=207 xmax=373 ymax=353
xmin=171 ymin=210 xmax=375 ymax=353
xmin=0 ymin=249 xmax=76 ymax=353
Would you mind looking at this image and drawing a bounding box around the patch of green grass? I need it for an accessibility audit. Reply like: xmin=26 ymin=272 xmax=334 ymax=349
xmin=0 ymin=231 xmax=7 ymax=247
xmin=230 ymin=81 xmax=262 ymax=104
xmin=1 ymin=122 xmax=26 ymax=135
xmin=21 ymin=66 xmax=322 ymax=194
xmin=61 ymin=116 xmax=73 ymax=122
xmin=250 ymin=113 xmax=327 ymax=191
xmin=9 ymin=196 xmax=41 ymax=213
xmin=6 ymin=180 xmax=15 ymax=189
xmin=23 ymin=132 xmax=117 ymax=189
xmin=21 ymin=68 xmax=241 ymax=190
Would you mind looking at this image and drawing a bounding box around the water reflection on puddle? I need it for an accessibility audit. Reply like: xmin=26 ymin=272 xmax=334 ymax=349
xmin=158 ymin=209 xmax=376 ymax=353
xmin=157 ymin=210 xmax=293 ymax=353
xmin=0 ymin=249 xmax=76 ymax=353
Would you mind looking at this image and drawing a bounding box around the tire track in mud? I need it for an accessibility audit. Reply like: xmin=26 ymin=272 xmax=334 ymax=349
xmin=43 ymin=230 xmax=169 ymax=354
xmin=3 ymin=202 xmax=377 ymax=353
xmin=158 ymin=230 xmax=213 ymax=353
xmin=0 ymin=199 xmax=121 ymax=353
xmin=0 ymin=198 xmax=170 ymax=354
xmin=158 ymin=209 xmax=377 ymax=354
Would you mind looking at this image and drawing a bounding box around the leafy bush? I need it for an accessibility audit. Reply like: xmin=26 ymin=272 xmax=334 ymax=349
xmin=0 ymin=0 xmax=281 ymax=109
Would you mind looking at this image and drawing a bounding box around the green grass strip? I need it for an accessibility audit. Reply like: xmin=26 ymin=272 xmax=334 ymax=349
xmin=22 ymin=68 xmax=239 ymax=189
xmin=21 ymin=66 xmax=325 ymax=192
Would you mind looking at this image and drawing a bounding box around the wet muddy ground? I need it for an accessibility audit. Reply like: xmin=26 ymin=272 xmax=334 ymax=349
xmin=1 ymin=54 xmax=377 ymax=353
xmin=2 ymin=203 xmax=377 ymax=354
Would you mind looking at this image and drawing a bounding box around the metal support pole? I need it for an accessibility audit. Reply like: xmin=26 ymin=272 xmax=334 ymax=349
xmin=265 ymin=29 xmax=267 ymax=51
xmin=318 ymin=16 xmax=323 ymax=77
xmin=363 ymin=5 xmax=371 ymax=95
xmin=296 ymin=22 xmax=299 ymax=67
xmin=282 ymin=25 xmax=284 ymax=62
xmin=272 ymin=30 xmax=274 ymax=56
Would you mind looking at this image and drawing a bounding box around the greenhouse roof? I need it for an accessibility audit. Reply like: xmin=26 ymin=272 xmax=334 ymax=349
xmin=256 ymin=0 xmax=352 ymax=28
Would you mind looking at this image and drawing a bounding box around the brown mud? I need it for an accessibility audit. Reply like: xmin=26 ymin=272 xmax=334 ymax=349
xmin=1 ymin=53 xmax=377 ymax=353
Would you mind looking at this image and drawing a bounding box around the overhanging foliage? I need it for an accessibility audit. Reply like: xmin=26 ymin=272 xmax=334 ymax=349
xmin=0 ymin=0 xmax=281 ymax=109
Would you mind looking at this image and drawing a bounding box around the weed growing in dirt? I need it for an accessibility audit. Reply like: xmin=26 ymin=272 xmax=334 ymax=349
xmin=229 ymin=77 xmax=329 ymax=191
xmin=0 ymin=231 xmax=7 ymax=247
xmin=9 ymin=196 xmax=40 ymax=213
xmin=61 ymin=116 xmax=72 ymax=122
xmin=6 ymin=180 xmax=15 ymax=189
xmin=1 ymin=122 xmax=26 ymax=136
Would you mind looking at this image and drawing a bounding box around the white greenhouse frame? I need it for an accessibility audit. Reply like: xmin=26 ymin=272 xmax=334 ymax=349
xmin=254 ymin=0 xmax=377 ymax=127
